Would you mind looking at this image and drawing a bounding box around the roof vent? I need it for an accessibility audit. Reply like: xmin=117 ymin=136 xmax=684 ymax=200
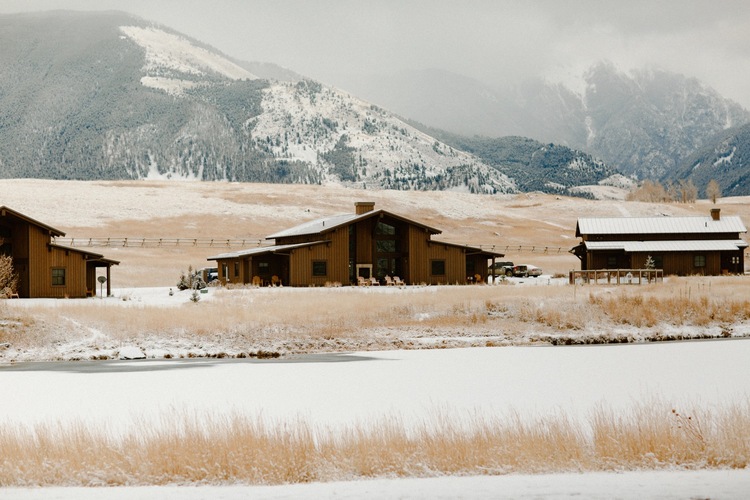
xmin=355 ymin=202 xmax=375 ymax=215
xmin=710 ymin=208 xmax=721 ymax=221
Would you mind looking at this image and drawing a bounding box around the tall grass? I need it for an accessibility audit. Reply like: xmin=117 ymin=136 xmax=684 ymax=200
xmin=1 ymin=401 xmax=748 ymax=486
xmin=4 ymin=277 xmax=750 ymax=357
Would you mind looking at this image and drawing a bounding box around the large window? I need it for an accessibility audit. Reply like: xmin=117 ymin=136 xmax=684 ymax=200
xmin=431 ymin=260 xmax=446 ymax=276
xmin=312 ymin=260 xmax=328 ymax=277
xmin=376 ymin=222 xmax=396 ymax=235
xmin=694 ymin=255 xmax=706 ymax=268
xmin=376 ymin=240 xmax=397 ymax=253
xmin=52 ymin=267 xmax=66 ymax=286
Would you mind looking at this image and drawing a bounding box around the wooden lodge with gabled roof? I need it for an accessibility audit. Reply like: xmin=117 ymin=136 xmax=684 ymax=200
xmin=570 ymin=208 xmax=748 ymax=276
xmin=208 ymin=201 xmax=504 ymax=286
xmin=0 ymin=206 xmax=119 ymax=298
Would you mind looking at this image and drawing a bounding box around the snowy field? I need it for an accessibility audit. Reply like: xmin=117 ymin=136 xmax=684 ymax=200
xmin=2 ymin=340 xmax=750 ymax=498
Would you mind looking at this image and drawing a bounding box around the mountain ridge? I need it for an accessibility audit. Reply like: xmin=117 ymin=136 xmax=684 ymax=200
xmin=0 ymin=10 xmax=622 ymax=197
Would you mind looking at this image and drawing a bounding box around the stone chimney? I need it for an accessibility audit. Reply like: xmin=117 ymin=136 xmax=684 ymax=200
xmin=710 ymin=208 xmax=721 ymax=221
xmin=355 ymin=202 xmax=375 ymax=215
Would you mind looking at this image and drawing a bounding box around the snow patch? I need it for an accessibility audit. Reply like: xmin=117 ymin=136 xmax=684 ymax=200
xmin=119 ymin=25 xmax=257 ymax=83
xmin=118 ymin=346 xmax=146 ymax=360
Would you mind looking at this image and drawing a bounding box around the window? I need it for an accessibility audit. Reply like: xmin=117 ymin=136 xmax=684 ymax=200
xmin=52 ymin=267 xmax=66 ymax=286
xmin=312 ymin=260 xmax=327 ymax=277
xmin=376 ymin=222 xmax=396 ymax=235
xmin=694 ymin=255 xmax=706 ymax=268
xmin=376 ymin=240 xmax=396 ymax=253
xmin=731 ymin=256 xmax=740 ymax=265
xmin=234 ymin=262 xmax=240 ymax=277
xmin=606 ymin=256 xmax=617 ymax=268
xmin=431 ymin=259 xmax=446 ymax=276
xmin=653 ymin=256 xmax=663 ymax=269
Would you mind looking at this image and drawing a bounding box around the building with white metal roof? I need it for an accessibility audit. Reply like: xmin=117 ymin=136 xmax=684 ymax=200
xmin=571 ymin=208 xmax=747 ymax=275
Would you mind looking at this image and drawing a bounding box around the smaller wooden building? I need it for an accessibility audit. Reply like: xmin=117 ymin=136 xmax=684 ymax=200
xmin=209 ymin=202 xmax=504 ymax=286
xmin=571 ymin=208 xmax=747 ymax=276
xmin=0 ymin=206 xmax=119 ymax=298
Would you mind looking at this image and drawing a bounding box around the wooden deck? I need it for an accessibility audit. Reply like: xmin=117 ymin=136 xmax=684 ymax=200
xmin=569 ymin=269 xmax=664 ymax=285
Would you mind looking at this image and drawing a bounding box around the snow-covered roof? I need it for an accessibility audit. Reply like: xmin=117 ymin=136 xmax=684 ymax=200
xmin=267 ymin=209 xmax=442 ymax=240
xmin=207 ymin=241 xmax=327 ymax=261
xmin=267 ymin=213 xmax=365 ymax=239
xmin=583 ymin=240 xmax=748 ymax=252
xmin=576 ymin=215 xmax=747 ymax=236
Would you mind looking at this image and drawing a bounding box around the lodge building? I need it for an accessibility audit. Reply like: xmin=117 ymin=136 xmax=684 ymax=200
xmin=208 ymin=202 xmax=504 ymax=286
xmin=0 ymin=206 xmax=119 ymax=298
xmin=571 ymin=208 xmax=747 ymax=276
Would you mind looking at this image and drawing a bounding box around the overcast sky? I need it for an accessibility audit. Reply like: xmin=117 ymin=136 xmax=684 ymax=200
xmin=3 ymin=0 xmax=750 ymax=107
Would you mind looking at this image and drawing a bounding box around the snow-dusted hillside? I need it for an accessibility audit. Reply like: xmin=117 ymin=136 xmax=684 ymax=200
xmin=251 ymin=80 xmax=515 ymax=192
xmin=116 ymin=21 xmax=515 ymax=192
xmin=3 ymin=10 xmax=607 ymax=194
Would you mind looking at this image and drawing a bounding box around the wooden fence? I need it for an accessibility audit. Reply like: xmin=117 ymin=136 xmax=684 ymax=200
xmin=54 ymin=237 xmax=266 ymax=248
xmin=54 ymin=238 xmax=573 ymax=254
xmin=569 ymin=269 xmax=664 ymax=285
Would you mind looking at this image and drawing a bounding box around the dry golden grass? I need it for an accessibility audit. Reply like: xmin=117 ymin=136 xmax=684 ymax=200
xmin=1 ymin=402 xmax=747 ymax=486
xmin=4 ymin=276 xmax=750 ymax=358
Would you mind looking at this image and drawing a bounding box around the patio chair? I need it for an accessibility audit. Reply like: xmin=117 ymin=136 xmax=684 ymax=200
xmin=384 ymin=275 xmax=395 ymax=286
xmin=393 ymin=276 xmax=405 ymax=287
xmin=369 ymin=277 xmax=380 ymax=286
xmin=271 ymin=275 xmax=281 ymax=287
xmin=357 ymin=276 xmax=369 ymax=286
xmin=252 ymin=275 xmax=262 ymax=287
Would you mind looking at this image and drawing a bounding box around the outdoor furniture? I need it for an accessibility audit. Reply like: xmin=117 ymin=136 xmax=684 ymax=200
xmin=369 ymin=277 xmax=380 ymax=286
xmin=357 ymin=276 xmax=369 ymax=286
xmin=393 ymin=276 xmax=405 ymax=286
xmin=252 ymin=276 xmax=262 ymax=287
xmin=271 ymin=275 xmax=281 ymax=287
xmin=384 ymin=276 xmax=395 ymax=286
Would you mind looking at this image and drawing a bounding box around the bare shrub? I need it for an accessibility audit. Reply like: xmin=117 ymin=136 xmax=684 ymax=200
xmin=0 ymin=254 xmax=18 ymax=298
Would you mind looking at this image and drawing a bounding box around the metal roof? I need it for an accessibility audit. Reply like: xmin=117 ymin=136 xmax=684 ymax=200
xmin=576 ymin=215 xmax=747 ymax=236
xmin=207 ymin=241 xmax=327 ymax=261
xmin=266 ymin=209 xmax=442 ymax=240
xmin=584 ymin=239 xmax=748 ymax=252
xmin=266 ymin=213 xmax=364 ymax=239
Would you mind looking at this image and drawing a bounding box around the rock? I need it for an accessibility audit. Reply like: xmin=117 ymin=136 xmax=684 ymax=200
xmin=118 ymin=346 xmax=146 ymax=360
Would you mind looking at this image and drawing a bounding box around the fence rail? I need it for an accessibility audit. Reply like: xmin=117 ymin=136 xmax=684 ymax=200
xmin=54 ymin=237 xmax=267 ymax=248
xmin=48 ymin=238 xmax=750 ymax=264
xmin=569 ymin=269 xmax=664 ymax=285
xmin=54 ymin=237 xmax=575 ymax=254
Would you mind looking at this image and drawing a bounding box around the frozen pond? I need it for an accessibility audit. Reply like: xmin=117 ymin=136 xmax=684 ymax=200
xmin=2 ymin=339 xmax=749 ymax=434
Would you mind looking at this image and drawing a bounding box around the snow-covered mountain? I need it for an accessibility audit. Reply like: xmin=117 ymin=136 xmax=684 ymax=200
xmin=345 ymin=63 xmax=750 ymax=186
xmin=0 ymin=11 xmax=516 ymax=193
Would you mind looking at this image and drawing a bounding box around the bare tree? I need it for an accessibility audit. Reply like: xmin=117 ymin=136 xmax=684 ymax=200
xmin=678 ymin=179 xmax=698 ymax=203
xmin=626 ymin=180 xmax=672 ymax=202
xmin=706 ymin=179 xmax=722 ymax=204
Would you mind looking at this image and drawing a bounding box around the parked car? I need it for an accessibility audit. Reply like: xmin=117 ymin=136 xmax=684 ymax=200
xmin=510 ymin=264 xmax=528 ymax=277
xmin=525 ymin=265 xmax=543 ymax=277
xmin=488 ymin=261 xmax=515 ymax=276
